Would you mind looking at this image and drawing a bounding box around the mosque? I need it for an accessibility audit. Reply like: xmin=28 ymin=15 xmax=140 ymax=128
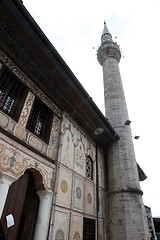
xmin=0 ymin=0 xmax=149 ymax=239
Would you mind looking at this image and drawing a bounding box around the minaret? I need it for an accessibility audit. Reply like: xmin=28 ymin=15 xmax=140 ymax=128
xmin=97 ymin=22 xmax=149 ymax=240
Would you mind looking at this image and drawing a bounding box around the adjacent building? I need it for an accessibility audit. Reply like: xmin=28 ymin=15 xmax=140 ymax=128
xmin=0 ymin=0 xmax=149 ymax=239
xmin=145 ymin=206 xmax=160 ymax=240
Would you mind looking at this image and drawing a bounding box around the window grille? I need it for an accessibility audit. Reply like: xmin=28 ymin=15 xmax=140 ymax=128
xmin=83 ymin=218 xmax=95 ymax=240
xmin=27 ymin=99 xmax=52 ymax=143
xmin=86 ymin=156 xmax=93 ymax=180
xmin=0 ymin=69 xmax=27 ymax=121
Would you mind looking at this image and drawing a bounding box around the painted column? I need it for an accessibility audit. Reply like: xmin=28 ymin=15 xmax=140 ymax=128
xmin=97 ymin=22 xmax=149 ymax=240
xmin=34 ymin=190 xmax=53 ymax=240
xmin=0 ymin=172 xmax=16 ymax=217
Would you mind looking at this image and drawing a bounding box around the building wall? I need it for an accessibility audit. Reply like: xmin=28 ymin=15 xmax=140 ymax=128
xmin=0 ymin=51 xmax=61 ymax=188
xmin=0 ymin=51 xmax=107 ymax=239
xmin=50 ymin=113 xmax=107 ymax=240
xmin=0 ymin=51 xmax=59 ymax=239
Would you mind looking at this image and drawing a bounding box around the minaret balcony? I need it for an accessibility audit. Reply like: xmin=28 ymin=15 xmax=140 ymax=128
xmin=97 ymin=42 xmax=121 ymax=65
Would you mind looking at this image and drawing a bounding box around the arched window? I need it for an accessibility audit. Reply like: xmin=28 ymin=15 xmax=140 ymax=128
xmin=86 ymin=156 xmax=93 ymax=180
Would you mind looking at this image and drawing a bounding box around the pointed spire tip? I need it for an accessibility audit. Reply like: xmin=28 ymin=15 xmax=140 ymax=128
xmin=102 ymin=21 xmax=110 ymax=36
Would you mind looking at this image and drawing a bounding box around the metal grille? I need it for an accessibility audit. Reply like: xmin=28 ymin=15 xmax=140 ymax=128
xmin=0 ymin=71 xmax=22 ymax=114
xmin=27 ymin=100 xmax=51 ymax=141
xmin=83 ymin=218 xmax=95 ymax=240
xmin=86 ymin=156 xmax=93 ymax=180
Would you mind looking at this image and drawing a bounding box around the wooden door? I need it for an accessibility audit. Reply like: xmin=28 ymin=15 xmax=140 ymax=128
xmin=16 ymin=173 xmax=39 ymax=240
xmin=1 ymin=171 xmax=39 ymax=240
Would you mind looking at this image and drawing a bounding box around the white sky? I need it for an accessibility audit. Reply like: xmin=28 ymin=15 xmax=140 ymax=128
xmin=23 ymin=0 xmax=160 ymax=217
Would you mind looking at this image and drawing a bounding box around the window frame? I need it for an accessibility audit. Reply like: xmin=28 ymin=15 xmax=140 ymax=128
xmin=86 ymin=155 xmax=93 ymax=180
xmin=0 ymin=67 xmax=28 ymax=122
xmin=83 ymin=217 xmax=95 ymax=240
xmin=26 ymin=98 xmax=53 ymax=144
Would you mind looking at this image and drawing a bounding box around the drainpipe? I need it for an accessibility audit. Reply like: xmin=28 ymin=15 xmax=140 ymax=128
xmin=96 ymin=144 xmax=100 ymax=240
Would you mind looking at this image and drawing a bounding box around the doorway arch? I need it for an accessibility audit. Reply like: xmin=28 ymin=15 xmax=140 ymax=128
xmin=1 ymin=169 xmax=45 ymax=240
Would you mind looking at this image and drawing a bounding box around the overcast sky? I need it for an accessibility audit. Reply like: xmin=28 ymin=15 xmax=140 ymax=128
xmin=23 ymin=0 xmax=160 ymax=217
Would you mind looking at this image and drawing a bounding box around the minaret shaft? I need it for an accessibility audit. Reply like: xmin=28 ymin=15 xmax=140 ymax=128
xmin=103 ymin=57 xmax=128 ymax=126
xmin=103 ymin=57 xmax=140 ymax=190
xmin=97 ymin=23 xmax=149 ymax=240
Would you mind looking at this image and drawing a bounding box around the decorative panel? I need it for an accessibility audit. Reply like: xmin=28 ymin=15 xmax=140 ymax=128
xmin=84 ymin=180 xmax=95 ymax=216
xmin=60 ymin=113 xmax=96 ymax=178
xmin=56 ymin=166 xmax=72 ymax=208
xmin=0 ymin=111 xmax=9 ymax=128
xmin=83 ymin=135 xmax=95 ymax=161
xmin=52 ymin=210 xmax=70 ymax=240
xmin=74 ymin=140 xmax=85 ymax=177
xmin=98 ymin=151 xmax=105 ymax=188
xmin=49 ymin=115 xmax=61 ymax=151
xmin=18 ymin=91 xmax=35 ymax=127
xmin=61 ymin=129 xmax=74 ymax=169
xmin=70 ymin=213 xmax=83 ymax=240
xmin=27 ymin=134 xmax=43 ymax=152
xmin=72 ymin=175 xmax=84 ymax=211
xmin=0 ymin=134 xmax=55 ymax=190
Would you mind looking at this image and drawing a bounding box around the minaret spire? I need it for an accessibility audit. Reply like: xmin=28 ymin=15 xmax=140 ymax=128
xmin=98 ymin=22 xmax=121 ymax=65
xmin=97 ymin=23 xmax=149 ymax=240
xmin=101 ymin=20 xmax=113 ymax=44
xmin=102 ymin=21 xmax=110 ymax=35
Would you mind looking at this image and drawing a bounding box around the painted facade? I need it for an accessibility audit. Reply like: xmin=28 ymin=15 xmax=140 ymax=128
xmin=52 ymin=113 xmax=106 ymax=239
xmin=0 ymin=49 xmax=107 ymax=239
xmin=0 ymin=52 xmax=107 ymax=239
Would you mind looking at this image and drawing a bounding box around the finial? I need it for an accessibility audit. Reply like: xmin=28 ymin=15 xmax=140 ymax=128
xmin=102 ymin=21 xmax=111 ymax=36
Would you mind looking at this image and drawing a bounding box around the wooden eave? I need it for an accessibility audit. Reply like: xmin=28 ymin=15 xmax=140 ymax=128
xmin=0 ymin=0 xmax=119 ymax=150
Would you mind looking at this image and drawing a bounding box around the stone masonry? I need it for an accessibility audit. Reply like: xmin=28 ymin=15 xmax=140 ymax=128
xmin=97 ymin=22 xmax=149 ymax=240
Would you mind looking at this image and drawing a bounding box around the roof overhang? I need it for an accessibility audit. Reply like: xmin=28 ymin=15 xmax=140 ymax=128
xmin=0 ymin=0 xmax=119 ymax=150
